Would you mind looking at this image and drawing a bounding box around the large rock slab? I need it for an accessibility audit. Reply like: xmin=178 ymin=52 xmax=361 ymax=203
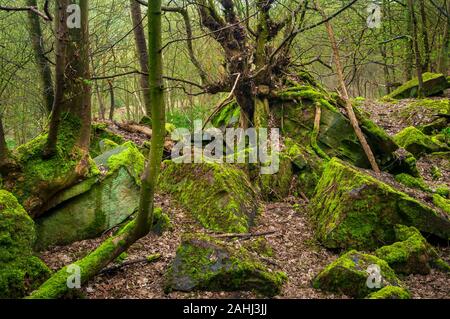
xmin=34 ymin=142 xmax=144 ymax=250
xmin=387 ymin=72 xmax=450 ymax=99
xmin=274 ymin=84 xmax=408 ymax=173
xmin=164 ymin=234 xmax=287 ymax=297
xmin=313 ymin=250 xmax=403 ymax=298
xmin=0 ymin=190 xmax=51 ymax=298
xmin=310 ymin=158 xmax=450 ymax=250
xmin=159 ymin=161 xmax=261 ymax=233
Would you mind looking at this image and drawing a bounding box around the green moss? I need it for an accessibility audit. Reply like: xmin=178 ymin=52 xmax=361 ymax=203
xmin=395 ymin=173 xmax=431 ymax=192
xmin=0 ymin=191 xmax=51 ymax=298
xmin=159 ymin=161 xmax=260 ymax=233
xmin=431 ymin=165 xmax=443 ymax=180
xmin=165 ymin=234 xmax=286 ymax=297
xmin=374 ymin=225 xmax=439 ymax=275
xmin=313 ymin=250 xmax=402 ymax=298
xmin=278 ymin=85 xmax=338 ymax=112
xmin=7 ymin=115 xmax=96 ymax=213
xmin=310 ymin=158 xmax=450 ymax=250
xmin=366 ymin=286 xmax=411 ymax=299
xmin=106 ymin=141 xmax=144 ymax=185
xmin=435 ymin=186 xmax=449 ymax=198
xmin=394 ymin=126 xmax=448 ymax=157
xmin=433 ymin=194 xmax=450 ymax=215
xmin=115 ymin=252 xmax=128 ymax=264
xmin=387 ymin=72 xmax=450 ymax=99
xmin=152 ymin=207 xmax=172 ymax=235
xmin=243 ymin=237 xmax=274 ymax=258
xmin=258 ymin=153 xmax=293 ymax=200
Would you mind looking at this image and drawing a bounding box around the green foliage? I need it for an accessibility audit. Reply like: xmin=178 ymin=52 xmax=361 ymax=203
xmin=167 ymin=103 xmax=211 ymax=130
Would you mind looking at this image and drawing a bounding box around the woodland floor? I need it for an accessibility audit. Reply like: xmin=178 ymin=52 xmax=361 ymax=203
xmin=39 ymin=98 xmax=450 ymax=299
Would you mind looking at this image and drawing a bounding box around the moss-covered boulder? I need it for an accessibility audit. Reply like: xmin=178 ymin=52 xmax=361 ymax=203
xmin=312 ymin=250 xmax=403 ymax=298
xmin=34 ymin=142 xmax=146 ymax=250
xmin=386 ymin=73 xmax=450 ymax=99
xmin=310 ymin=158 xmax=450 ymax=250
xmin=374 ymin=225 xmax=445 ymax=275
xmin=0 ymin=191 xmax=51 ymax=298
xmin=433 ymin=194 xmax=450 ymax=215
xmin=283 ymin=138 xmax=325 ymax=198
xmin=164 ymin=234 xmax=287 ymax=297
xmin=366 ymin=286 xmax=411 ymax=299
xmin=394 ymin=173 xmax=431 ymax=192
xmin=258 ymin=153 xmax=293 ymax=200
xmin=211 ymin=101 xmax=241 ymax=128
xmin=159 ymin=161 xmax=261 ymax=233
xmin=394 ymin=126 xmax=448 ymax=157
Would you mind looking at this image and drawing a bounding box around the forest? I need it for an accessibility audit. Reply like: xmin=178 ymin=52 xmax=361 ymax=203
xmin=0 ymin=0 xmax=449 ymax=300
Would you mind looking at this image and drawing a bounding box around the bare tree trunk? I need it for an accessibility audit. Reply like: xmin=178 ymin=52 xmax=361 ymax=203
xmin=130 ymin=0 xmax=150 ymax=115
xmin=408 ymin=0 xmax=424 ymax=97
xmin=0 ymin=115 xmax=10 ymax=170
xmin=438 ymin=0 xmax=450 ymax=74
xmin=418 ymin=0 xmax=431 ymax=72
xmin=405 ymin=7 xmax=414 ymax=81
xmin=315 ymin=0 xmax=381 ymax=174
xmin=28 ymin=0 xmax=166 ymax=299
xmin=108 ymin=80 xmax=115 ymax=121
xmin=26 ymin=0 xmax=54 ymax=114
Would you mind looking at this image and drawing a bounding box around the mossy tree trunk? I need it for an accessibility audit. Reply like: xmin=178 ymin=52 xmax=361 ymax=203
xmin=26 ymin=0 xmax=54 ymax=114
xmin=45 ymin=0 xmax=92 ymax=155
xmin=28 ymin=0 xmax=166 ymax=299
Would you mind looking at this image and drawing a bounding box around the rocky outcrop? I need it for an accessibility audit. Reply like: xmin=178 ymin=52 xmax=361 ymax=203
xmin=34 ymin=142 xmax=171 ymax=250
xmin=394 ymin=126 xmax=448 ymax=157
xmin=386 ymin=73 xmax=450 ymax=99
xmin=309 ymin=158 xmax=450 ymax=250
xmin=164 ymin=234 xmax=287 ymax=297
xmin=0 ymin=190 xmax=51 ymax=298
xmin=374 ymin=225 xmax=449 ymax=275
xmin=159 ymin=161 xmax=261 ymax=233
xmin=313 ymin=250 xmax=403 ymax=298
